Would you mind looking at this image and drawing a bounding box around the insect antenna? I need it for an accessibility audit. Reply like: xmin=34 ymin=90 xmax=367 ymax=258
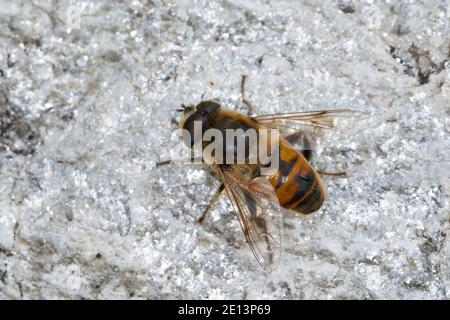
xmin=177 ymin=104 xmax=194 ymax=113
xmin=176 ymin=104 xmax=186 ymax=112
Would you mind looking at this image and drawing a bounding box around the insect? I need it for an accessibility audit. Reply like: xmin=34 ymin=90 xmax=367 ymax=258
xmin=158 ymin=75 xmax=366 ymax=272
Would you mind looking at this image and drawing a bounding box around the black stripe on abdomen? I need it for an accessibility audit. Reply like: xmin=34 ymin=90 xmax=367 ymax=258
xmin=283 ymin=171 xmax=314 ymax=208
xmin=293 ymin=181 xmax=324 ymax=214
xmin=275 ymin=157 xmax=297 ymax=189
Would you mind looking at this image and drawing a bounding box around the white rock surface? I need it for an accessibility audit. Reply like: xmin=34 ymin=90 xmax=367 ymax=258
xmin=0 ymin=0 xmax=449 ymax=299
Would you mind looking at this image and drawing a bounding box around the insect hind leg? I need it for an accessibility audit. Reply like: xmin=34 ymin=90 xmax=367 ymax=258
xmin=317 ymin=171 xmax=347 ymax=177
xmin=285 ymin=132 xmax=313 ymax=162
xmin=285 ymin=133 xmax=347 ymax=177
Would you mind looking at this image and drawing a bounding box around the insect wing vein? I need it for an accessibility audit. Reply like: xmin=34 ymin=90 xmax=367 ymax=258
xmin=217 ymin=166 xmax=284 ymax=272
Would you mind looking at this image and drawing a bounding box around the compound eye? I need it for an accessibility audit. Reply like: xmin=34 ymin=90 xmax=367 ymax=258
xmin=181 ymin=113 xmax=209 ymax=148
xmin=196 ymin=101 xmax=221 ymax=114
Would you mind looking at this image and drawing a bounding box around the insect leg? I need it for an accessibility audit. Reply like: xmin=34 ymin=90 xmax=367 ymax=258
xmin=197 ymin=183 xmax=225 ymax=224
xmin=155 ymin=156 xmax=203 ymax=167
xmin=285 ymin=132 xmax=313 ymax=162
xmin=317 ymin=171 xmax=347 ymax=177
xmin=155 ymin=160 xmax=173 ymax=167
xmin=240 ymin=75 xmax=259 ymax=115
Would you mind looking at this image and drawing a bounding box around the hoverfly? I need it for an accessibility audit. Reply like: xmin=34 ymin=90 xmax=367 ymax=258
xmin=158 ymin=75 xmax=367 ymax=272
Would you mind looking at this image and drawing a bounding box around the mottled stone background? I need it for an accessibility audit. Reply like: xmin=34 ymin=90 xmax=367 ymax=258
xmin=0 ymin=0 xmax=449 ymax=299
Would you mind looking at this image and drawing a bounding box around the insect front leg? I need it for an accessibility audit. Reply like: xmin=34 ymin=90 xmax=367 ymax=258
xmin=155 ymin=160 xmax=173 ymax=167
xmin=240 ymin=75 xmax=259 ymax=116
xmin=155 ymin=155 xmax=203 ymax=167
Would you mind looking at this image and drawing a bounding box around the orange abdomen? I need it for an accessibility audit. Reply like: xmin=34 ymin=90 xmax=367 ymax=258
xmin=267 ymin=140 xmax=325 ymax=214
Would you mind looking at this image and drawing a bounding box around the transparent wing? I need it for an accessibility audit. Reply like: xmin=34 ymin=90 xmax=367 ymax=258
xmin=253 ymin=109 xmax=369 ymax=142
xmin=216 ymin=165 xmax=284 ymax=272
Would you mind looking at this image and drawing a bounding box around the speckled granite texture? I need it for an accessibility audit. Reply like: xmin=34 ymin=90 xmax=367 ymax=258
xmin=0 ymin=0 xmax=449 ymax=299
